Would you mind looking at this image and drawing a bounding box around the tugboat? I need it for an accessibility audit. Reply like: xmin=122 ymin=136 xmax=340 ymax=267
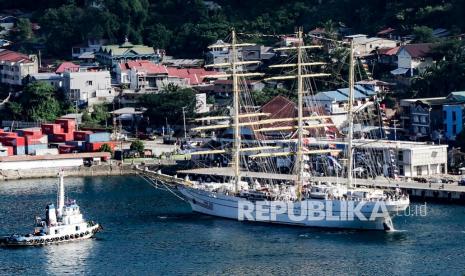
xmin=0 ymin=171 xmax=101 ymax=247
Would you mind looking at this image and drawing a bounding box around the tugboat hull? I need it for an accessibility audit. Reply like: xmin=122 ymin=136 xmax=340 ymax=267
xmin=1 ymin=224 xmax=101 ymax=247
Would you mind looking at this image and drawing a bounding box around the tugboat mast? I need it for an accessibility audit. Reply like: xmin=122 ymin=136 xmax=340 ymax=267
xmin=57 ymin=170 xmax=65 ymax=219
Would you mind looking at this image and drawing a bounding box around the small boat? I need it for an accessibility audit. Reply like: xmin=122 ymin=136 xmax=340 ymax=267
xmin=1 ymin=171 xmax=101 ymax=247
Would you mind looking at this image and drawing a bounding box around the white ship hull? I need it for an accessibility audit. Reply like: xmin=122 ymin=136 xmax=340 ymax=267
xmin=178 ymin=186 xmax=405 ymax=231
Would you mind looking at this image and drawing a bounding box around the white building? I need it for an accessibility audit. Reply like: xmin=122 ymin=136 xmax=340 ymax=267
xmin=0 ymin=49 xmax=38 ymax=86
xmin=355 ymin=140 xmax=448 ymax=177
xmin=30 ymin=73 xmax=63 ymax=89
xmin=345 ymin=34 xmax=398 ymax=56
xmin=392 ymin=43 xmax=434 ymax=77
xmin=63 ymin=71 xmax=116 ymax=106
xmin=71 ymin=38 xmax=106 ymax=60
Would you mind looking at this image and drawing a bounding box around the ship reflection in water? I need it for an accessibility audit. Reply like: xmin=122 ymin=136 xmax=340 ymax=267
xmin=44 ymin=239 xmax=95 ymax=275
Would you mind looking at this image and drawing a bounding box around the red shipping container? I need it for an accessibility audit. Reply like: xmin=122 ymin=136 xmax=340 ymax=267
xmin=22 ymin=128 xmax=43 ymax=138
xmin=74 ymin=131 xmax=93 ymax=141
xmin=42 ymin=124 xmax=63 ymax=135
xmin=55 ymin=119 xmax=76 ymax=133
xmin=25 ymin=135 xmax=48 ymax=145
xmin=1 ymin=136 xmax=25 ymax=147
xmin=86 ymin=141 xmax=116 ymax=152
xmin=5 ymin=146 xmax=13 ymax=156
xmin=50 ymin=133 xmax=73 ymax=142
xmin=58 ymin=145 xmax=77 ymax=154
xmin=0 ymin=132 xmax=18 ymax=137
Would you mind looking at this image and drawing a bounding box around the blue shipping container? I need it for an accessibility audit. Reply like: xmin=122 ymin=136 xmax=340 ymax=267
xmin=86 ymin=132 xmax=111 ymax=143
xmin=26 ymin=144 xmax=48 ymax=155
xmin=65 ymin=141 xmax=85 ymax=150
xmin=14 ymin=146 xmax=26 ymax=155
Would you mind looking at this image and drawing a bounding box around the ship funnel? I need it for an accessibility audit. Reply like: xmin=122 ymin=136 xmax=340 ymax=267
xmin=46 ymin=204 xmax=57 ymax=226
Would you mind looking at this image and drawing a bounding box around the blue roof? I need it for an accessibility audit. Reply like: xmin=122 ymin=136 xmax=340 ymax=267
xmin=320 ymin=91 xmax=348 ymax=101
xmin=354 ymin=84 xmax=376 ymax=96
xmin=336 ymin=88 xmax=367 ymax=99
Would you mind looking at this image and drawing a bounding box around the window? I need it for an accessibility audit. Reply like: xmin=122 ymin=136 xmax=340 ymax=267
xmin=453 ymin=111 xmax=457 ymax=121
xmin=453 ymin=124 xmax=457 ymax=135
xmin=76 ymin=226 xmax=80 ymax=231
xmin=413 ymin=116 xmax=419 ymax=123
xmin=86 ymin=80 xmax=93 ymax=86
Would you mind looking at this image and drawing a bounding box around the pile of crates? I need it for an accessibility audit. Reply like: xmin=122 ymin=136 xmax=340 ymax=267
xmin=0 ymin=127 xmax=49 ymax=155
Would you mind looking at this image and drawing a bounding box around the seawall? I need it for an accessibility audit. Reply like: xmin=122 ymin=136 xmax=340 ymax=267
xmin=0 ymin=164 xmax=135 ymax=181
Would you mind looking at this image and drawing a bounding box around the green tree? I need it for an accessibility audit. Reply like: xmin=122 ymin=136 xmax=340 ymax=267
xmin=12 ymin=18 xmax=33 ymax=41
xmin=5 ymin=82 xmax=64 ymax=122
xmin=130 ymin=140 xmax=145 ymax=154
xmin=412 ymin=26 xmax=437 ymax=43
xmin=99 ymin=143 xmax=114 ymax=154
xmin=141 ymin=88 xmax=197 ymax=125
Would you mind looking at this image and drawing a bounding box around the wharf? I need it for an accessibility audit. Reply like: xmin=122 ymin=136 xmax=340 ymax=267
xmin=177 ymin=167 xmax=465 ymax=203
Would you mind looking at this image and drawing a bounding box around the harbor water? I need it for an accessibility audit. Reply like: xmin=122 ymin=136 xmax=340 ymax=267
xmin=1 ymin=176 xmax=464 ymax=275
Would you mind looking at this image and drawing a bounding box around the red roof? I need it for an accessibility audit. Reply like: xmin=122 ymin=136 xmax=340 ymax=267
xmin=120 ymin=60 xmax=168 ymax=74
xmin=377 ymin=46 xmax=400 ymax=56
xmin=56 ymin=62 xmax=80 ymax=73
xmin=119 ymin=60 xmax=217 ymax=85
xmin=401 ymin=43 xmax=434 ymax=58
xmin=0 ymin=49 xmax=33 ymax=63
xmin=167 ymin=67 xmax=217 ymax=85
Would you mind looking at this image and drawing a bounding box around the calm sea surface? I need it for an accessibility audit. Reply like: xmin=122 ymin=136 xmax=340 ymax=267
xmin=0 ymin=175 xmax=464 ymax=275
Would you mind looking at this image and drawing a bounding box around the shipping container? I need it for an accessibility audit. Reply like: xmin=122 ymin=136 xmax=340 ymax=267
xmin=14 ymin=146 xmax=26 ymax=155
xmin=65 ymin=140 xmax=85 ymax=150
xmin=34 ymin=148 xmax=59 ymax=156
xmin=73 ymin=130 xmax=93 ymax=141
xmin=0 ymin=132 xmax=18 ymax=137
xmin=16 ymin=127 xmax=42 ymax=138
xmin=41 ymin=124 xmax=63 ymax=135
xmin=1 ymin=136 xmax=25 ymax=147
xmin=85 ymin=141 xmax=116 ymax=152
xmin=55 ymin=119 xmax=76 ymax=133
xmin=26 ymin=144 xmax=49 ymax=155
xmin=58 ymin=145 xmax=77 ymax=154
xmin=5 ymin=146 xmax=14 ymax=156
xmin=49 ymin=133 xmax=73 ymax=142
xmin=0 ymin=147 xmax=8 ymax=157
xmin=85 ymin=132 xmax=111 ymax=143
xmin=25 ymin=135 xmax=48 ymax=145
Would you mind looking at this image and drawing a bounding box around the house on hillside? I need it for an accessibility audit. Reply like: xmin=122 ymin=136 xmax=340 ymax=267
xmin=0 ymin=49 xmax=38 ymax=86
xmin=0 ymin=15 xmax=17 ymax=36
xmin=63 ymin=71 xmax=115 ymax=106
xmin=442 ymin=92 xmax=465 ymax=141
xmin=96 ymin=39 xmax=163 ymax=69
xmin=71 ymin=38 xmax=107 ymax=60
xmin=116 ymin=60 xmax=216 ymax=92
xmin=391 ymin=43 xmax=434 ymax=77
xmin=344 ymin=34 xmax=398 ymax=57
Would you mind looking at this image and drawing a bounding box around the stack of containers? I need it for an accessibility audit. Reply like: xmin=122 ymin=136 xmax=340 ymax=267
xmin=85 ymin=132 xmax=115 ymax=152
xmin=0 ymin=135 xmax=26 ymax=155
xmin=20 ymin=128 xmax=49 ymax=155
xmin=0 ymin=131 xmax=17 ymax=156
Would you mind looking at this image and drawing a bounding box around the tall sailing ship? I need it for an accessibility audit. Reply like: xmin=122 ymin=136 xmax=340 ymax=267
xmin=176 ymin=28 xmax=409 ymax=230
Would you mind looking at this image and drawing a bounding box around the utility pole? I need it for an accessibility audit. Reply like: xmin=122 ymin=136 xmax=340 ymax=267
xmin=182 ymin=106 xmax=187 ymax=140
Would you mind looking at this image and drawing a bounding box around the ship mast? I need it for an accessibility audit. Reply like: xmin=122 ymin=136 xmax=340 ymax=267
xmin=347 ymin=40 xmax=355 ymax=188
xmin=296 ymin=27 xmax=304 ymax=198
xmin=231 ymin=29 xmax=241 ymax=193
